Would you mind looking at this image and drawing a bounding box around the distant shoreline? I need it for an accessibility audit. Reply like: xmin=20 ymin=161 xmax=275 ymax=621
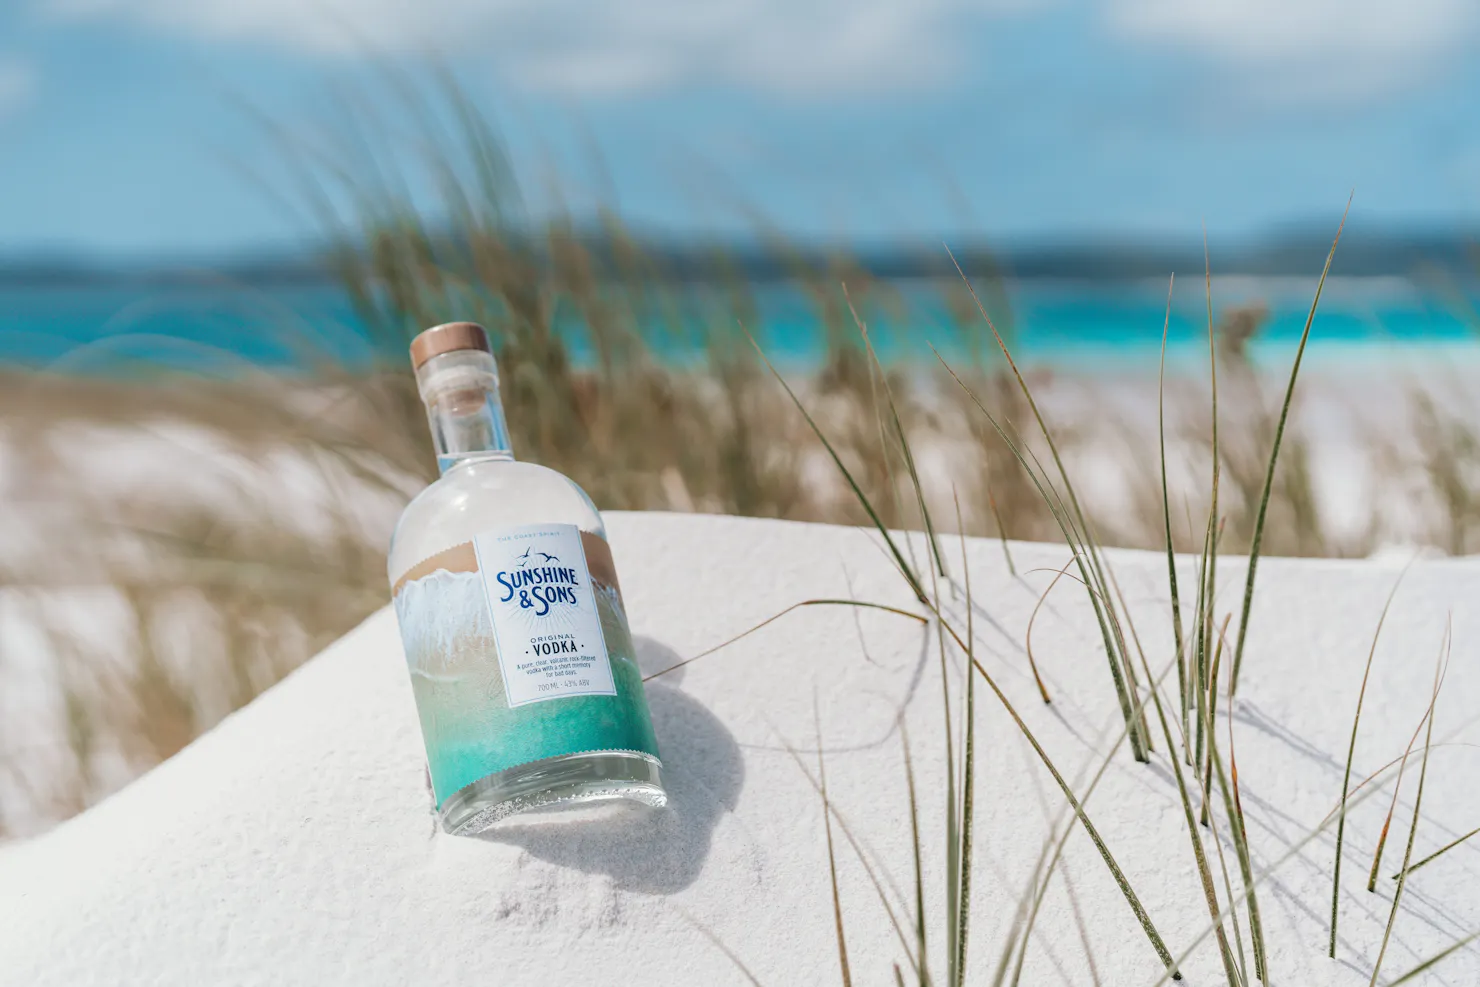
xmin=2 ymin=275 xmax=1476 ymax=377
xmin=3 ymin=227 xmax=1479 ymax=286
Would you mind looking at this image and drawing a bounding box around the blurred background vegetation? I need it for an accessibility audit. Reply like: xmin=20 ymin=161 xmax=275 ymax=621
xmin=4 ymin=73 xmax=1480 ymax=838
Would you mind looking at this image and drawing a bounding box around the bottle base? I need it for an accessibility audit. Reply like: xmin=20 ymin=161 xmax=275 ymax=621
xmin=438 ymin=750 xmax=666 ymax=836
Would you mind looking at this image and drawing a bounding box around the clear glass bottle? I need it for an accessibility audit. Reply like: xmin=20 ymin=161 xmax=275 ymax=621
xmin=388 ymin=322 xmax=665 ymax=835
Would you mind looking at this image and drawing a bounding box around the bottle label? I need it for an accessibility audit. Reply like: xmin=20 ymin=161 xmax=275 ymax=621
xmin=472 ymin=523 xmax=617 ymax=706
xmin=392 ymin=524 xmax=659 ymax=807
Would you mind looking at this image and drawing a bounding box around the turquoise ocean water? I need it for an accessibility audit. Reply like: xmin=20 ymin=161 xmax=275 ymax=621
xmin=2 ymin=278 xmax=1476 ymax=376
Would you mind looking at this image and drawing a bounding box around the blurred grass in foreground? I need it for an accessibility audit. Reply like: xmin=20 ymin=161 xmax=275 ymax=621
xmin=3 ymin=79 xmax=1480 ymax=837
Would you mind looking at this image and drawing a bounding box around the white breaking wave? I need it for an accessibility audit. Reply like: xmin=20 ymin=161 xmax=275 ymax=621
xmin=394 ymin=569 xmax=491 ymax=677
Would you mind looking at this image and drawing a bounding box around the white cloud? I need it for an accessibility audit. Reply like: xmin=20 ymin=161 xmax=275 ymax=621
xmin=0 ymin=58 xmax=36 ymax=117
xmin=54 ymin=0 xmax=1472 ymax=103
xmin=1108 ymin=0 xmax=1478 ymax=103
xmin=49 ymin=0 xmax=1035 ymax=95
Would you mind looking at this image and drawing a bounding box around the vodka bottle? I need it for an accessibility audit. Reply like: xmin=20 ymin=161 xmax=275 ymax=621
xmin=387 ymin=322 xmax=665 ymax=834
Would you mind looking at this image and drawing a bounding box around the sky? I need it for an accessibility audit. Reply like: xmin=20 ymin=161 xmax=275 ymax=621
xmin=2 ymin=0 xmax=1480 ymax=256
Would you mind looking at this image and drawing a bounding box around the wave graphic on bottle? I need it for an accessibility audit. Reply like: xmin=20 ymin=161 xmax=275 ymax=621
xmin=394 ymin=568 xmax=492 ymax=681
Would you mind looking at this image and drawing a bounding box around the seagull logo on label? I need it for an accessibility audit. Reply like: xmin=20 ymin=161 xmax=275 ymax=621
xmin=515 ymin=546 xmax=561 ymax=568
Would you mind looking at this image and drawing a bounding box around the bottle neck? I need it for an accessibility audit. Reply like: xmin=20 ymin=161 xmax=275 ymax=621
xmin=415 ymin=350 xmax=514 ymax=474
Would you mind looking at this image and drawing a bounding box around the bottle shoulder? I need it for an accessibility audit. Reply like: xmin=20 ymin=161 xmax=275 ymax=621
xmin=388 ymin=460 xmax=605 ymax=582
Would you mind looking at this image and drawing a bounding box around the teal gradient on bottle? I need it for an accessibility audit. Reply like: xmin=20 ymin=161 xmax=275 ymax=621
xmin=396 ymin=568 xmax=658 ymax=806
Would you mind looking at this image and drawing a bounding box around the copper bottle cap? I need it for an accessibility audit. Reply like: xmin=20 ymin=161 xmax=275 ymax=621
xmin=409 ymin=322 xmax=491 ymax=369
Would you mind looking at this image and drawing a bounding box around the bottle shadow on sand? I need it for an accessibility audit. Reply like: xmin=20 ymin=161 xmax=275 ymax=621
xmin=476 ymin=635 xmax=743 ymax=895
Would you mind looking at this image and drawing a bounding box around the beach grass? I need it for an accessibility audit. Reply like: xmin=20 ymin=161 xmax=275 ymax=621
xmin=671 ymin=202 xmax=1474 ymax=984
xmin=4 ymin=76 xmax=1479 ymax=984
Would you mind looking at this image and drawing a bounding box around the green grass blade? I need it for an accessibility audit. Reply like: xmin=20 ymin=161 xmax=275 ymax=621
xmin=748 ymin=329 xmax=929 ymax=604
xmin=1023 ymin=562 xmax=1071 ymax=704
xmin=861 ymin=308 xmax=962 ymax=982
xmin=678 ymin=909 xmax=767 ymax=987
xmin=846 ymin=286 xmax=947 ymax=579
xmin=1205 ymin=789 xmax=1249 ymax=987
xmin=932 ymin=586 xmax=959 ymax=987
xmin=1062 ymin=869 xmax=1105 ymax=987
xmin=1134 ymin=617 xmax=1243 ymax=987
xmin=860 ymin=305 xmax=911 ymax=563
xmin=938 ymin=618 xmax=1179 ymax=978
xmin=1010 ymin=655 xmax=1183 ymax=986
xmin=1395 ymin=824 xmax=1480 ymax=879
xmin=1200 ymin=614 xmax=1230 ymax=828
xmin=1214 ymin=621 xmax=1268 ymax=981
xmin=986 ymin=481 xmax=1017 ymax=577
xmin=933 ymin=349 xmax=1147 ymax=761
xmin=1331 ymin=565 xmax=1410 ymax=956
xmin=1202 ymin=619 xmax=1272 ymax=982
xmin=1193 ymin=508 xmax=1216 ymax=772
xmin=644 ymin=599 xmax=927 ymax=683
xmin=1200 ymin=233 xmax=1223 ymax=780
xmin=1230 ymin=197 xmax=1352 ymax=694
xmin=1081 ymin=522 xmax=1156 ymax=753
xmin=943 ymin=250 xmax=1147 ymax=759
xmin=901 ymin=725 xmax=932 ymax=987
xmin=993 ymin=830 xmax=1062 ymax=987
xmin=777 ymin=740 xmax=922 ymax=978
xmin=1326 ymin=742 xmax=1480 ymax=824
xmin=1368 ymin=628 xmax=1448 ymax=987
xmin=1368 ymin=694 xmax=1436 ymax=892
xmin=942 ymin=246 xmax=1125 ymax=623
xmin=953 ymin=494 xmax=976 ymax=987
xmin=1387 ymin=928 xmax=1480 ymax=985
xmin=1145 ymin=724 xmax=1420 ymax=987
xmin=815 ymin=697 xmax=854 ymax=987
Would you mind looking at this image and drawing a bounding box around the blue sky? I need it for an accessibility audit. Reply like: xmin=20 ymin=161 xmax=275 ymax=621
xmin=2 ymin=0 xmax=1480 ymax=256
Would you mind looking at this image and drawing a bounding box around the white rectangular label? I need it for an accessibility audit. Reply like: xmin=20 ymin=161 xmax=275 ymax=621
xmin=473 ymin=522 xmax=617 ymax=708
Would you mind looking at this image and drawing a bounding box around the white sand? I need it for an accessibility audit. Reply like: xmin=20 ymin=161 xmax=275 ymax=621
xmin=1 ymin=511 xmax=1478 ymax=985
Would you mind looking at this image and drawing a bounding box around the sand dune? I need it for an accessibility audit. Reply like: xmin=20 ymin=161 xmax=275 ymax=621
xmin=1 ymin=512 xmax=1476 ymax=985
